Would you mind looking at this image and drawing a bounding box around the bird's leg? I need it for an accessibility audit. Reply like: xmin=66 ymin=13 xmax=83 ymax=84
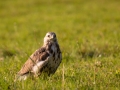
xmin=34 ymin=73 xmax=39 ymax=77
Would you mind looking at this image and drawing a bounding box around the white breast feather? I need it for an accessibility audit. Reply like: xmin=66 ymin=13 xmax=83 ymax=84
xmin=32 ymin=61 xmax=45 ymax=74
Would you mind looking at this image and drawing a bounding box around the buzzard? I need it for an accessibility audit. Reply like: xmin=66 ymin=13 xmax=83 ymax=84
xmin=16 ymin=32 xmax=62 ymax=80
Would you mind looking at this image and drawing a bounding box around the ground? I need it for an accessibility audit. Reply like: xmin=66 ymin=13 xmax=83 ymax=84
xmin=0 ymin=0 xmax=120 ymax=90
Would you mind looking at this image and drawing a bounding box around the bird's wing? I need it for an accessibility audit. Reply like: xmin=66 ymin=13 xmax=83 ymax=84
xmin=18 ymin=47 xmax=49 ymax=75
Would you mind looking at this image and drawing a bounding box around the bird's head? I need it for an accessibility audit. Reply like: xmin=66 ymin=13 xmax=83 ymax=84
xmin=44 ymin=32 xmax=57 ymax=45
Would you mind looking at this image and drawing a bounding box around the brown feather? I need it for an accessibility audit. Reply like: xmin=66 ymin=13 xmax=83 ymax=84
xmin=18 ymin=47 xmax=49 ymax=75
xmin=17 ymin=32 xmax=62 ymax=80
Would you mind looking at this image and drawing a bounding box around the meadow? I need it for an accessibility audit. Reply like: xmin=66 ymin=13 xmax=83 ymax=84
xmin=0 ymin=0 xmax=120 ymax=90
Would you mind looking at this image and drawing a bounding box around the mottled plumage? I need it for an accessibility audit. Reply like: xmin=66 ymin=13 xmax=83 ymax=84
xmin=16 ymin=32 xmax=62 ymax=80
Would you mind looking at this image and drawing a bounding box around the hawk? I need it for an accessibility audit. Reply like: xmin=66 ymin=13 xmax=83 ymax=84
xmin=17 ymin=32 xmax=62 ymax=80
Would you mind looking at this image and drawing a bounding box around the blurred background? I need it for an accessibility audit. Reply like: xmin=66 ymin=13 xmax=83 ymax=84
xmin=0 ymin=0 xmax=120 ymax=52
xmin=0 ymin=0 xmax=120 ymax=89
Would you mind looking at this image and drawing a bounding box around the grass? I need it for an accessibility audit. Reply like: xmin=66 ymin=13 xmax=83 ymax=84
xmin=0 ymin=0 xmax=120 ymax=89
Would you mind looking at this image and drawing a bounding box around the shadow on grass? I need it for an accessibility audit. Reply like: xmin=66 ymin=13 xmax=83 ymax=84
xmin=76 ymin=42 xmax=120 ymax=59
xmin=0 ymin=48 xmax=19 ymax=58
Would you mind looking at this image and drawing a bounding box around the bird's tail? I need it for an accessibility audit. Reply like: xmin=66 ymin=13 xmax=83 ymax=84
xmin=14 ymin=74 xmax=30 ymax=82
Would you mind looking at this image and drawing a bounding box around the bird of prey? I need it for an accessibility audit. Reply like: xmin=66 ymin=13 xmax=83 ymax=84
xmin=16 ymin=32 xmax=62 ymax=80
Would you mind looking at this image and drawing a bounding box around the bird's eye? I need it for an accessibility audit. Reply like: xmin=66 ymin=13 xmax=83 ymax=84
xmin=47 ymin=35 xmax=50 ymax=37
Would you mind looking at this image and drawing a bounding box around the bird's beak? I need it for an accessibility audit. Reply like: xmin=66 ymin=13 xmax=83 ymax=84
xmin=50 ymin=37 xmax=53 ymax=40
xmin=51 ymin=36 xmax=54 ymax=39
xmin=50 ymin=36 xmax=56 ymax=41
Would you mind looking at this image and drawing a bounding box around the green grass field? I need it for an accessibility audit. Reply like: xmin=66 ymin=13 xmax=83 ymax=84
xmin=0 ymin=0 xmax=120 ymax=90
